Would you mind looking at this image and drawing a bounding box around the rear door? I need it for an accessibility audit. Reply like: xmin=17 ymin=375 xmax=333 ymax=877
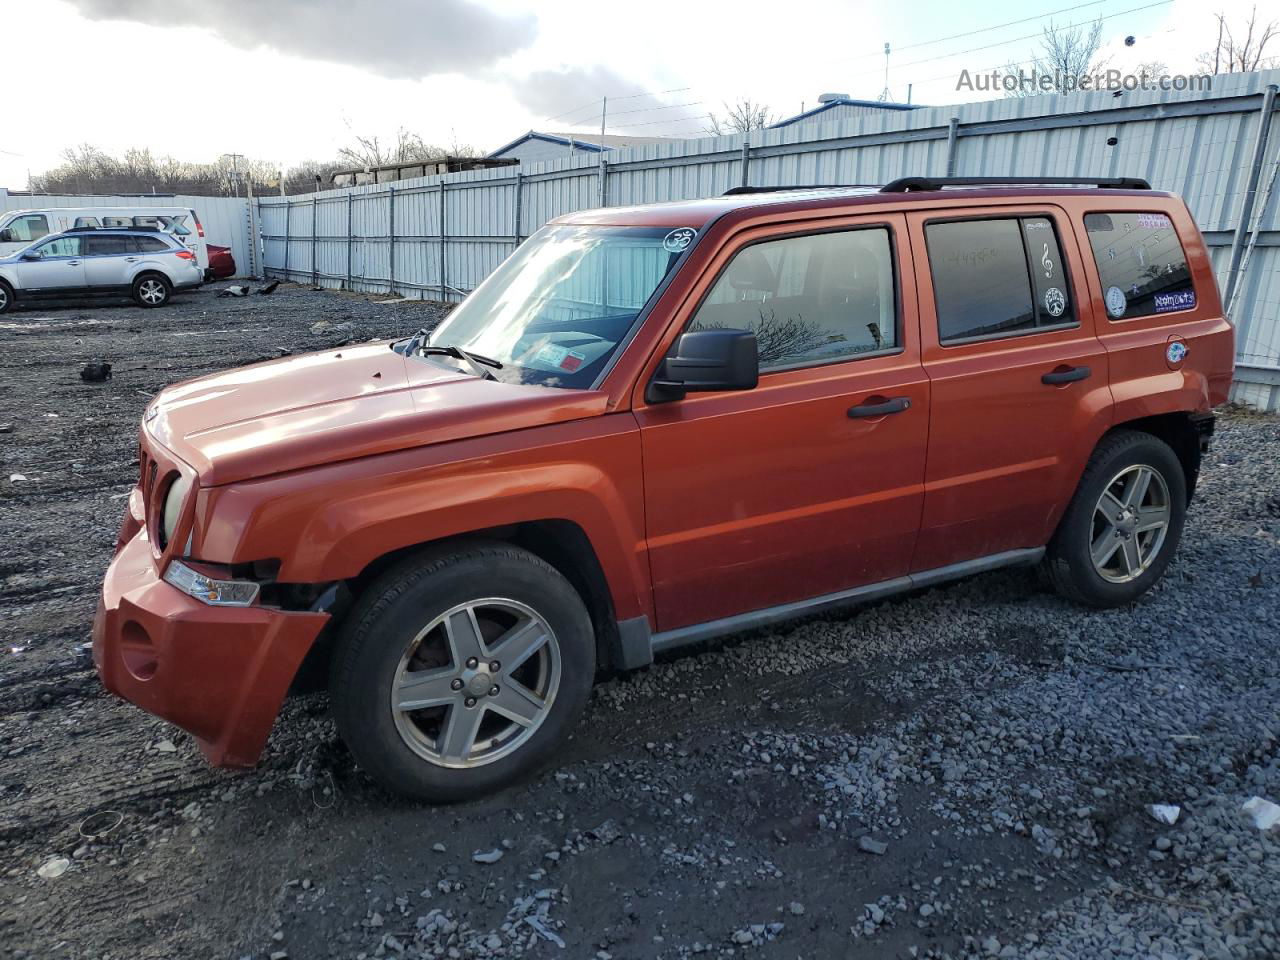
xmin=906 ymin=204 xmax=1112 ymax=572
xmin=15 ymin=236 xmax=85 ymax=292
xmin=635 ymin=213 xmax=930 ymax=632
xmin=83 ymin=234 xmax=136 ymax=289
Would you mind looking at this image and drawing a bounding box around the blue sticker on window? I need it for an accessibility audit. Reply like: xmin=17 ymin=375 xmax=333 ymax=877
xmin=1153 ymin=290 xmax=1196 ymax=313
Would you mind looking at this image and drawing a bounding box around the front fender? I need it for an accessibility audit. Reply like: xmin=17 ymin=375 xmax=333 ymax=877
xmin=195 ymin=415 xmax=651 ymax=622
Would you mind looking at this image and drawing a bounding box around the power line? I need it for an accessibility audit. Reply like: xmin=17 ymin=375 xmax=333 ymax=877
xmin=841 ymin=0 xmax=1173 ymax=82
xmin=543 ymin=85 xmax=695 ymax=123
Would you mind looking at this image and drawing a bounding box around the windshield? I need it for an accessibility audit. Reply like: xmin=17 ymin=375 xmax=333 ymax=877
xmin=420 ymin=224 xmax=693 ymax=388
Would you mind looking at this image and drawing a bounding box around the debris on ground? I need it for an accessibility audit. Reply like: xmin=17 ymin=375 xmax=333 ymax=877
xmin=217 ymin=285 xmax=251 ymax=298
xmin=471 ymin=849 xmax=503 ymax=864
xmin=258 ymin=280 xmax=280 ymax=295
xmin=79 ymin=361 xmax=112 ymax=382
xmin=857 ymin=836 xmax=888 ymax=855
xmin=36 ymin=858 xmax=70 ymax=880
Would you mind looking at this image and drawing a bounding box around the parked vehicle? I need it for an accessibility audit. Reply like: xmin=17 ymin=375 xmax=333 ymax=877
xmin=0 ymin=227 xmax=204 ymax=312
xmin=0 ymin=206 xmax=209 ymax=269
xmin=93 ymin=177 xmax=1234 ymax=800
xmin=206 ymin=244 xmax=236 ymax=280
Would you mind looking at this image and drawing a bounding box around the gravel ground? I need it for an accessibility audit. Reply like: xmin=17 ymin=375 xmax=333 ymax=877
xmin=1 ymin=282 xmax=1277 ymax=960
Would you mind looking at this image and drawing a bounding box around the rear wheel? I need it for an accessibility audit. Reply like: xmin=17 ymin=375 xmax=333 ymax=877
xmin=132 ymin=273 xmax=171 ymax=307
xmin=0 ymin=280 xmax=13 ymax=314
xmin=329 ymin=543 xmax=595 ymax=802
xmin=1042 ymin=430 xmax=1186 ymax=607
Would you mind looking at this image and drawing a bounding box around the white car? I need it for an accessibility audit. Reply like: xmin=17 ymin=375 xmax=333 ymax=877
xmin=0 ymin=227 xmax=204 ymax=313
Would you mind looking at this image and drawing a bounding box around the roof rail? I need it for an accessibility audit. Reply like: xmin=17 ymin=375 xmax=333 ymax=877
xmin=722 ymin=184 xmax=879 ymax=196
xmin=880 ymin=176 xmax=1151 ymax=193
xmin=65 ymin=224 xmax=162 ymax=233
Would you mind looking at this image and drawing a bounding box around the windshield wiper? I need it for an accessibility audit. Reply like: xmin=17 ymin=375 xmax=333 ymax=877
xmin=418 ymin=344 xmax=503 ymax=381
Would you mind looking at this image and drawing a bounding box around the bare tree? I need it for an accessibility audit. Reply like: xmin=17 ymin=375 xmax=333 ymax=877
xmin=1135 ymin=60 xmax=1169 ymax=84
xmin=1197 ymin=7 xmax=1279 ymax=74
xmin=1001 ymin=18 xmax=1111 ymax=97
xmin=703 ymin=99 xmax=777 ymax=136
xmin=336 ymin=128 xmax=482 ymax=169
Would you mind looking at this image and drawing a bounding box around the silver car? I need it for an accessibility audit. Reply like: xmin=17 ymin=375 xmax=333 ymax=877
xmin=0 ymin=227 xmax=204 ymax=313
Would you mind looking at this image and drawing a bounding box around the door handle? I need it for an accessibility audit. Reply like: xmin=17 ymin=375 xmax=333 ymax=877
xmin=848 ymin=396 xmax=911 ymax=418
xmin=67 ymin=260 xmax=81 ymax=266
xmin=124 ymin=257 xmax=138 ymax=262
xmin=1041 ymin=365 xmax=1091 ymax=385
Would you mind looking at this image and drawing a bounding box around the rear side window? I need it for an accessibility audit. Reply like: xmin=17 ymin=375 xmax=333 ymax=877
xmin=84 ymin=235 xmax=132 ymax=256
xmin=134 ymin=236 xmax=170 ymax=252
xmin=1083 ymin=212 xmax=1194 ymax=319
xmin=689 ymin=227 xmax=898 ymax=370
xmin=925 ymin=216 xmax=1075 ymax=343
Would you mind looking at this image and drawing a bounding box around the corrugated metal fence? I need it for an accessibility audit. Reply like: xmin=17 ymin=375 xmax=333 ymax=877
xmin=0 ymin=191 xmax=255 ymax=277
xmin=258 ymin=70 xmax=1280 ymax=409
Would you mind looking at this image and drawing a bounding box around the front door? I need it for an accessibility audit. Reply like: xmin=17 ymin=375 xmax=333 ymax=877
xmin=905 ymin=205 xmax=1112 ymax=572
xmin=16 ymin=235 xmax=85 ymax=292
xmin=635 ymin=214 xmax=929 ymax=632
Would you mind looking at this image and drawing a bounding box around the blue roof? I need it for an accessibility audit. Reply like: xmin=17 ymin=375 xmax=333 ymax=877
xmin=770 ymin=98 xmax=922 ymax=129
xmin=488 ymin=131 xmax=607 ymax=158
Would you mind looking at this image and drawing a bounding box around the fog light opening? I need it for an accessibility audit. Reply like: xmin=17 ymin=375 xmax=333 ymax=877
xmin=120 ymin=620 xmax=159 ymax=681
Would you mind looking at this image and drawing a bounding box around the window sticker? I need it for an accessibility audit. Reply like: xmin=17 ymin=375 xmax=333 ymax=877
xmin=662 ymin=227 xmax=697 ymax=254
xmin=1105 ymin=285 xmax=1127 ymax=318
xmin=1044 ymin=287 xmax=1066 ymax=318
xmin=1153 ymin=289 xmax=1196 ymax=313
xmin=532 ymin=343 xmax=588 ymax=372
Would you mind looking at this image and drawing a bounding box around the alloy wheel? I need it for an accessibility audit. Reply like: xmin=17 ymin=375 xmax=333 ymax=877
xmin=139 ymin=280 xmax=166 ymax=305
xmin=1090 ymin=464 xmax=1171 ymax=583
xmin=390 ymin=598 xmax=561 ymax=769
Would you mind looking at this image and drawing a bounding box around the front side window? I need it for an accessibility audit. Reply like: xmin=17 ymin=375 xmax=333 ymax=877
xmin=689 ymin=227 xmax=898 ymax=369
xmin=32 ymin=236 xmax=81 ymax=258
xmin=421 ymin=224 xmax=689 ymax=389
xmin=6 ymin=214 xmax=49 ymax=243
xmin=925 ymin=216 xmax=1076 ymax=343
xmin=1083 ymin=212 xmax=1194 ymax=319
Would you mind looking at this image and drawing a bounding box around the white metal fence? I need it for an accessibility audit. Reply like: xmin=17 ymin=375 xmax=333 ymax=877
xmin=257 ymin=70 xmax=1280 ymax=409
xmin=0 ymin=191 xmax=255 ymax=277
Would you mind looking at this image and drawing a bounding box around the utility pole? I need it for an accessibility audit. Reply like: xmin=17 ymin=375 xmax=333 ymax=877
xmin=600 ymin=96 xmax=607 ymax=150
xmin=225 ymin=153 xmax=245 ymax=198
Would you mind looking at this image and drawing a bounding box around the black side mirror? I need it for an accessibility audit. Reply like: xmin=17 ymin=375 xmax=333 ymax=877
xmin=647 ymin=328 xmax=758 ymax=403
xmin=0 ymin=229 xmax=12 ymax=243
xmin=20 ymin=252 xmax=40 ymax=261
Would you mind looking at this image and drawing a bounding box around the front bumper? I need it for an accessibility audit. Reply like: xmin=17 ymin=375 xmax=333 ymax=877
xmin=93 ymin=515 xmax=328 ymax=767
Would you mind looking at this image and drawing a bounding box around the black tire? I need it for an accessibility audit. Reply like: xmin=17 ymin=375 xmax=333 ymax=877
xmin=132 ymin=273 xmax=171 ymax=308
xmin=329 ymin=541 xmax=596 ymax=802
xmin=0 ymin=280 xmax=13 ymax=314
xmin=1042 ymin=430 xmax=1187 ymax=608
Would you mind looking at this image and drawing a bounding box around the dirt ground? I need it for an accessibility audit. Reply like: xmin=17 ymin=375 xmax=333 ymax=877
xmin=1 ymin=283 xmax=1278 ymax=960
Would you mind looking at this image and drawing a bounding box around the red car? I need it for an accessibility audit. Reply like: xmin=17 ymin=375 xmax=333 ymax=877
xmin=94 ymin=176 xmax=1234 ymax=800
xmin=205 ymin=244 xmax=236 ymax=281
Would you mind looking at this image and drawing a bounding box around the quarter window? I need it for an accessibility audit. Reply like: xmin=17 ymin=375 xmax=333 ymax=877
xmin=689 ymin=227 xmax=898 ymax=369
xmin=6 ymin=214 xmax=49 ymax=242
xmin=1083 ymin=212 xmax=1194 ymax=319
xmin=134 ymin=236 xmax=170 ymax=252
xmin=925 ymin=216 xmax=1076 ymax=343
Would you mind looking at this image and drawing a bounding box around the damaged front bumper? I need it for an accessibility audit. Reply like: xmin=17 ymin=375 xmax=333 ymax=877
xmin=93 ymin=502 xmax=328 ymax=767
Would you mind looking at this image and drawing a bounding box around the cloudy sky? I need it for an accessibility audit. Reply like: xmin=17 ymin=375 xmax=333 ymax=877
xmin=0 ymin=0 xmax=1267 ymax=188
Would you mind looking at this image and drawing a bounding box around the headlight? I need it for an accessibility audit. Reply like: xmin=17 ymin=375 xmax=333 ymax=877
xmin=161 ymin=474 xmax=192 ymax=548
xmin=163 ymin=559 xmax=260 ymax=606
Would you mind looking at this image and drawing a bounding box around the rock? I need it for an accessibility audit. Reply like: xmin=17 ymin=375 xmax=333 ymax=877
xmin=472 ymin=849 xmax=504 ymax=864
xmin=154 ymin=739 xmax=177 ymax=753
xmin=919 ymin=903 xmax=935 ymax=917
xmin=37 ymin=857 xmax=70 ymax=880
xmin=732 ymin=929 xmax=754 ymax=944
xmin=858 ymin=836 xmax=888 ymax=856
xmin=788 ymin=901 xmax=805 ymax=916
xmin=1149 ymin=803 xmax=1181 ymax=825
xmin=432 ymin=842 xmax=446 ymax=853
xmin=1241 ymin=796 xmax=1280 ymax=830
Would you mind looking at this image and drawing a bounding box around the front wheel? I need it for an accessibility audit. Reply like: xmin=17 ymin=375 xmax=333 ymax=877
xmin=132 ymin=274 xmax=171 ymax=307
xmin=1042 ymin=430 xmax=1186 ymax=607
xmin=329 ymin=542 xmax=596 ymax=802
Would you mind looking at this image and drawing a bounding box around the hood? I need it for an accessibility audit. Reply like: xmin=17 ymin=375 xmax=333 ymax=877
xmin=146 ymin=341 xmax=609 ymax=485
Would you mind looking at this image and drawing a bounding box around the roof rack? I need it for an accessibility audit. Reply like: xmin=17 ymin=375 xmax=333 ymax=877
xmin=65 ymin=225 xmax=162 ymax=233
xmin=880 ymin=176 xmax=1151 ymax=193
xmin=722 ymin=184 xmax=879 ymax=196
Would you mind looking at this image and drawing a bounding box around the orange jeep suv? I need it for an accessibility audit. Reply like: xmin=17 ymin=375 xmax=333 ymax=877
xmin=94 ymin=177 xmax=1235 ymax=800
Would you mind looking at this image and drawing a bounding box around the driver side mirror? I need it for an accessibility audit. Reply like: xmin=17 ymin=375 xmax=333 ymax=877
xmin=647 ymin=328 xmax=758 ymax=403
xmin=0 ymin=229 xmax=12 ymax=243
xmin=20 ymin=252 xmax=40 ymax=261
